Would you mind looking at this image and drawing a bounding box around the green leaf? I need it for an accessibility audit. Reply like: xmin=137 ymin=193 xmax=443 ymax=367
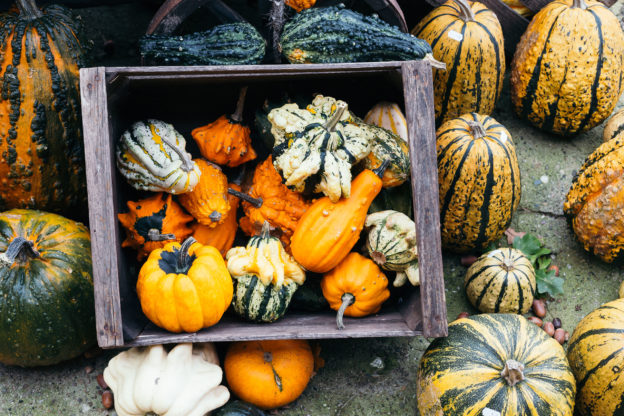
xmin=512 ymin=234 xmax=542 ymax=256
xmin=537 ymin=256 xmax=551 ymax=270
xmin=536 ymin=268 xmax=564 ymax=297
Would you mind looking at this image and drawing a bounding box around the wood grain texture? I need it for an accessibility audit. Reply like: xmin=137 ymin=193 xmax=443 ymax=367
xmin=145 ymin=0 xmax=244 ymax=35
xmin=79 ymin=67 xmax=125 ymax=348
xmin=402 ymin=60 xmax=447 ymax=338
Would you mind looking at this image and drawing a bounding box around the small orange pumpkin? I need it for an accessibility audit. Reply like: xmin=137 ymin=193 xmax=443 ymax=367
xmin=285 ymin=0 xmax=316 ymax=12
xmin=192 ymin=86 xmax=257 ymax=168
xmin=224 ymin=339 xmax=315 ymax=409
xmin=321 ymin=252 xmax=390 ymax=329
xmin=239 ymin=156 xmax=311 ymax=250
xmin=118 ymin=193 xmax=194 ymax=260
xmin=191 ymin=183 xmax=241 ymax=256
xmin=178 ymin=159 xmax=230 ymax=227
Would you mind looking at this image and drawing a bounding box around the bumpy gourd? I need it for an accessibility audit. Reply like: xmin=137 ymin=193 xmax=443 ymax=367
xmin=464 ymin=248 xmax=536 ymax=314
xmin=412 ymin=0 xmax=505 ymax=124
xmin=511 ymin=0 xmax=624 ymax=135
xmin=178 ymin=159 xmax=230 ymax=227
xmin=359 ymin=124 xmax=410 ymax=188
xmin=364 ymin=101 xmax=409 ymax=142
xmin=285 ymin=0 xmax=316 ymax=12
xmin=227 ymin=222 xmax=305 ymax=322
xmin=104 ymin=343 xmax=230 ymax=416
xmin=118 ymin=193 xmax=194 ymax=260
xmin=117 ymin=119 xmax=201 ymax=194
xmin=365 ymin=210 xmax=419 ymax=287
xmin=603 ymin=108 xmax=624 ymax=143
xmin=270 ymin=95 xmax=372 ymax=202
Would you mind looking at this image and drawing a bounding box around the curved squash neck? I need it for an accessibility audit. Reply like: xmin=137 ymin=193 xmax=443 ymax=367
xmin=572 ymin=0 xmax=588 ymax=9
xmin=454 ymin=0 xmax=475 ymax=22
xmin=16 ymin=0 xmax=43 ymax=19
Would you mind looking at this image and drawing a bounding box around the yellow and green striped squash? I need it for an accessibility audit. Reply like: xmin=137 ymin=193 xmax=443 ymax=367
xmin=567 ymin=298 xmax=624 ymax=416
xmin=563 ymin=136 xmax=624 ymax=262
xmin=418 ymin=314 xmax=576 ymax=416
xmin=411 ymin=0 xmax=505 ymax=124
xmin=603 ymin=108 xmax=624 ymax=143
xmin=465 ymin=248 xmax=536 ymax=314
xmin=511 ymin=0 xmax=624 ymax=136
xmin=437 ymin=113 xmax=521 ymax=252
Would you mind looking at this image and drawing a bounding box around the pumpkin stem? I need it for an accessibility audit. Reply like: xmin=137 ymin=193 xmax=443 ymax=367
xmin=16 ymin=0 xmax=43 ymax=19
xmin=501 ymin=360 xmax=525 ymax=387
xmin=501 ymin=258 xmax=515 ymax=272
xmin=453 ymin=0 xmax=475 ymax=22
xmin=177 ymin=237 xmax=196 ymax=271
xmin=572 ymin=0 xmax=588 ymax=9
xmin=370 ymin=251 xmax=387 ymax=267
xmin=0 ymin=236 xmax=40 ymax=266
xmin=147 ymin=228 xmax=176 ymax=242
xmin=259 ymin=221 xmax=272 ymax=239
xmin=323 ymin=102 xmax=347 ymax=132
xmin=372 ymin=159 xmax=391 ymax=178
xmin=467 ymin=120 xmax=487 ymax=139
xmin=230 ymin=86 xmax=248 ymax=123
xmin=336 ymin=293 xmax=355 ymax=330
xmin=228 ymin=187 xmax=263 ymax=208
xmin=424 ymin=53 xmax=447 ymax=70
xmin=159 ymin=134 xmax=195 ymax=173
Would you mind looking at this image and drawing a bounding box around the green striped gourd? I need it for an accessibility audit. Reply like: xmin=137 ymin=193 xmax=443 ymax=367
xmin=365 ymin=210 xmax=419 ymax=287
xmin=280 ymin=5 xmax=432 ymax=64
xmin=364 ymin=102 xmax=408 ymax=142
xmin=418 ymin=314 xmax=576 ymax=416
xmin=437 ymin=113 xmax=521 ymax=252
xmin=359 ymin=124 xmax=410 ymax=188
xmin=412 ymin=0 xmax=505 ymax=124
xmin=603 ymin=108 xmax=624 ymax=142
xmin=140 ymin=23 xmax=266 ymax=65
xmin=567 ymin=298 xmax=624 ymax=416
xmin=511 ymin=0 xmax=624 ymax=135
xmin=464 ymin=248 xmax=536 ymax=313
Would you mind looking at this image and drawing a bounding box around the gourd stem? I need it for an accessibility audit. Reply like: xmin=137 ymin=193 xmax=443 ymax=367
xmin=501 ymin=258 xmax=515 ymax=272
xmin=177 ymin=237 xmax=196 ymax=271
xmin=336 ymin=293 xmax=355 ymax=330
xmin=146 ymin=228 xmax=176 ymax=242
xmin=453 ymin=0 xmax=475 ymax=22
xmin=467 ymin=120 xmax=487 ymax=139
xmin=159 ymin=134 xmax=195 ymax=172
xmin=501 ymin=360 xmax=525 ymax=387
xmin=370 ymin=251 xmax=387 ymax=267
xmin=259 ymin=221 xmax=272 ymax=239
xmin=0 ymin=237 xmax=40 ymax=266
xmin=424 ymin=53 xmax=447 ymax=70
xmin=323 ymin=102 xmax=347 ymax=132
xmin=572 ymin=0 xmax=588 ymax=9
xmin=230 ymin=86 xmax=248 ymax=123
xmin=228 ymin=187 xmax=263 ymax=208
xmin=373 ymin=159 xmax=391 ymax=178
xmin=16 ymin=0 xmax=43 ymax=19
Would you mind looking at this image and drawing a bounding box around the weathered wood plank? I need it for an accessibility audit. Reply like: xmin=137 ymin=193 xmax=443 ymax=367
xmin=520 ymin=0 xmax=552 ymax=12
xmin=79 ymin=67 xmax=125 ymax=348
xmin=402 ymin=60 xmax=447 ymax=338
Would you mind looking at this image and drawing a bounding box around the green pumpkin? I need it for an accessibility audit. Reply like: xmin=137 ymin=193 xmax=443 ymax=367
xmin=0 ymin=209 xmax=95 ymax=367
xmin=232 ymin=275 xmax=299 ymax=323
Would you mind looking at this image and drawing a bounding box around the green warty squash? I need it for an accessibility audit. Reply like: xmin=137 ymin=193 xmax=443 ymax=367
xmin=359 ymin=124 xmax=410 ymax=188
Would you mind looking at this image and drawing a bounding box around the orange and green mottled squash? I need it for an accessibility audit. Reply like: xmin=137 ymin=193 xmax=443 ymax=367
xmin=563 ymin=136 xmax=624 ymax=262
xmin=412 ymin=0 xmax=505 ymax=124
xmin=418 ymin=314 xmax=576 ymax=416
xmin=464 ymin=248 xmax=536 ymax=314
xmin=437 ymin=113 xmax=521 ymax=252
xmin=0 ymin=0 xmax=87 ymax=214
xmin=0 ymin=209 xmax=95 ymax=367
xmin=567 ymin=298 xmax=624 ymax=416
xmin=603 ymin=108 xmax=624 ymax=143
xmin=511 ymin=0 xmax=624 ymax=136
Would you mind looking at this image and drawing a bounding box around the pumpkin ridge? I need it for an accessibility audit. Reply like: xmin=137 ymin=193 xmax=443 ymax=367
xmin=476 ymin=139 xmax=495 ymax=244
xmin=567 ymin=328 xmax=624 ymax=352
xmin=576 ymin=8 xmax=604 ymax=133
xmin=438 ymin=24 xmax=467 ymax=121
xmin=575 ymin=346 xmax=622 ymax=393
xmin=428 ymin=20 xmax=461 ymax=50
xmin=474 ymin=21 xmax=502 ymax=99
xmin=440 ymin=139 xmax=475 ymax=226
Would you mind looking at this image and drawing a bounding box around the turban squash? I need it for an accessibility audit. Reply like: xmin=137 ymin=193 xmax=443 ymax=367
xmin=567 ymin=298 xmax=624 ymax=416
xmin=412 ymin=0 xmax=505 ymax=124
xmin=0 ymin=0 xmax=87 ymax=214
xmin=437 ymin=113 xmax=521 ymax=252
xmin=564 ymin=136 xmax=624 ymax=262
xmin=417 ymin=314 xmax=576 ymax=416
xmin=511 ymin=0 xmax=624 ymax=136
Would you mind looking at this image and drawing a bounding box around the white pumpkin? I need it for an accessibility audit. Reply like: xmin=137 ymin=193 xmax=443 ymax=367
xmin=364 ymin=101 xmax=409 ymax=143
xmin=103 ymin=343 xmax=229 ymax=416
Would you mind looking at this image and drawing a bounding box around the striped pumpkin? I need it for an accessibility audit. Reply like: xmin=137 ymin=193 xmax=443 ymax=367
xmin=437 ymin=113 xmax=521 ymax=252
xmin=603 ymin=108 xmax=624 ymax=142
xmin=464 ymin=248 xmax=536 ymax=314
xmin=418 ymin=314 xmax=576 ymax=416
xmin=563 ymin=137 xmax=624 ymax=262
xmin=364 ymin=102 xmax=408 ymax=142
xmin=411 ymin=0 xmax=505 ymax=124
xmin=511 ymin=0 xmax=624 ymax=136
xmin=0 ymin=1 xmax=86 ymax=214
xmin=567 ymin=298 xmax=624 ymax=416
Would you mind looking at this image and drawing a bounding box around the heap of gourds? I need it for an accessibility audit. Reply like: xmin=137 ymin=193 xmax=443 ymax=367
xmin=115 ymin=90 xmax=419 ymax=332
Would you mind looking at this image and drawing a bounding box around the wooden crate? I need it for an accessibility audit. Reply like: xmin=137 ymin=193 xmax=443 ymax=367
xmin=79 ymin=61 xmax=447 ymax=349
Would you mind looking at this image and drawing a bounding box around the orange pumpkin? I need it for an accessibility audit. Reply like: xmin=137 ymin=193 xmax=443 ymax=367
xmin=290 ymin=162 xmax=387 ymax=273
xmin=118 ymin=193 xmax=194 ymax=260
xmin=239 ymin=156 xmax=311 ymax=250
xmin=224 ymin=340 xmax=314 ymax=409
xmin=191 ymin=183 xmax=241 ymax=256
xmin=178 ymin=159 xmax=230 ymax=227
xmin=321 ymin=252 xmax=390 ymax=329
xmin=192 ymin=86 xmax=257 ymax=168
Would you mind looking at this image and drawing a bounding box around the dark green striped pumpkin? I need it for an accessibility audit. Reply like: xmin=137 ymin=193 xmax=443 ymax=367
xmin=464 ymin=248 xmax=536 ymax=314
xmin=232 ymin=275 xmax=298 ymax=323
xmin=511 ymin=0 xmax=624 ymax=136
xmin=567 ymin=298 xmax=624 ymax=416
xmin=411 ymin=0 xmax=505 ymax=124
xmin=437 ymin=113 xmax=521 ymax=252
xmin=418 ymin=314 xmax=576 ymax=416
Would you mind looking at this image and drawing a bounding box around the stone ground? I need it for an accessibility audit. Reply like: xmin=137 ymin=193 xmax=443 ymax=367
xmin=1 ymin=2 xmax=624 ymax=415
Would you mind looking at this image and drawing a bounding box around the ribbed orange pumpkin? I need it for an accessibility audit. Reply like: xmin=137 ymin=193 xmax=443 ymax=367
xmin=178 ymin=159 xmax=230 ymax=227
